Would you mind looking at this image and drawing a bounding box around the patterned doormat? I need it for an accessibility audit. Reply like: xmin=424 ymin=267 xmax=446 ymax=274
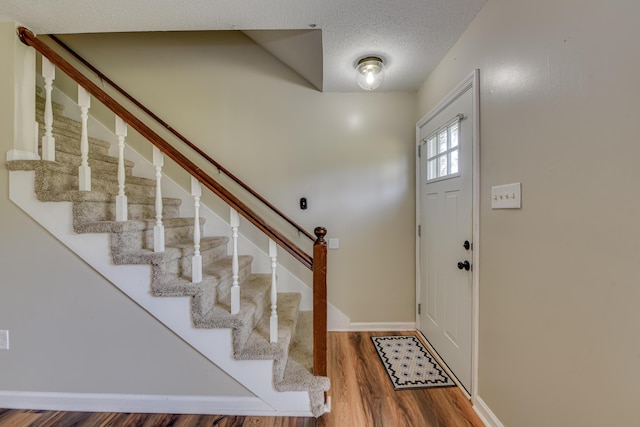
xmin=371 ymin=335 xmax=456 ymax=390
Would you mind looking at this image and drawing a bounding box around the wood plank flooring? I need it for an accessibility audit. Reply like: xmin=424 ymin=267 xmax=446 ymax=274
xmin=0 ymin=331 xmax=484 ymax=427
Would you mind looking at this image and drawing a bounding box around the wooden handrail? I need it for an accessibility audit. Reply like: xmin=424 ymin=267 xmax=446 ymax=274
xmin=46 ymin=34 xmax=315 ymax=243
xmin=18 ymin=27 xmax=312 ymax=270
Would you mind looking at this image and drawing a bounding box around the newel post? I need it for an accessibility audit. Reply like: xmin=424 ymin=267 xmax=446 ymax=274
xmin=313 ymin=226 xmax=328 ymax=377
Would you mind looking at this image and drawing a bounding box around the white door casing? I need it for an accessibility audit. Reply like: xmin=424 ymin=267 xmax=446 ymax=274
xmin=415 ymin=70 xmax=479 ymax=397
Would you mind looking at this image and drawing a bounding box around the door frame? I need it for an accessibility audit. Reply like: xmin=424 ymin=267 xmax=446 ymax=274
xmin=415 ymin=69 xmax=480 ymax=400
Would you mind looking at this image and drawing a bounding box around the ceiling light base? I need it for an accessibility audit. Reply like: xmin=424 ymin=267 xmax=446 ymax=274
xmin=356 ymin=56 xmax=385 ymax=90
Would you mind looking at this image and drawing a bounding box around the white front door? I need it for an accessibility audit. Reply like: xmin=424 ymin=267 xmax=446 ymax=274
xmin=417 ymin=76 xmax=476 ymax=394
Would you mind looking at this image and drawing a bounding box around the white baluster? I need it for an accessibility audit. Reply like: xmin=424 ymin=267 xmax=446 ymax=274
xmin=41 ymin=57 xmax=55 ymax=161
xmin=230 ymin=208 xmax=240 ymax=314
xmin=191 ymin=177 xmax=202 ymax=283
xmin=77 ymin=86 xmax=91 ymax=191
xmin=269 ymin=239 xmax=278 ymax=343
xmin=152 ymin=146 xmax=165 ymax=252
xmin=115 ymin=117 xmax=128 ymax=221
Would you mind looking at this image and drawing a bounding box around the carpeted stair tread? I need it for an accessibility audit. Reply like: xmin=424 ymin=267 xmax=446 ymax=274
xmin=75 ymin=215 xmax=202 ymax=234
xmin=52 ymin=133 xmax=118 ymax=157
xmin=32 ymin=166 xmax=153 ymax=200
xmin=35 ymin=122 xmax=116 ymax=158
xmin=37 ymin=189 xmax=181 ymax=205
xmin=150 ymin=237 xmax=231 ymax=284
xmin=6 ymin=159 xmax=42 ymax=172
xmin=275 ymin=311 xmax=330 ymax=392
xmin=206 ymin=256 xmax=254 ymax=305
xmin=109 ymin=236 xmax=225 ymax=265
xmin=275 ymin=311 xmax=330 ymax=418
xmin=54 ymin=147 xmax=134 ymax=169
xmin=85 ymin=171 xmax=157 ymax=188
xmin=6 ymin=160 xmax=111 ymax=179
xmin=44 ymin=172 xmax=160 ymax=201
xmin=234 ymin=292 xmax=302 ymax=388
xmin=36 ymin=96 xmax=65 ymax=116
xmin=71 ymin=191 xmax=183 ymax=222
xmin=112 ymin=246 xmax=187 ymax=265
xmin=36 ymin=111 xmax=115 ymax=150
xmin=235 ymin=293 xmax=300 ymax=361
xmin=151 ymin=275 xmax=216 ymax=298
xmin=171 ymin=236 xmax=228 ymax=252
xmin=9 ymin=157 xmax=133 ymax=184
xmin=143 ymin=217 xmax=205 ymax=228
xmin=202 ymin=255 xmax=253 ymax=286
xmin=38 ymin=133 xmax=111 ymax=157
xmin=69 ymin=191 xmax=182 ymax=205
xmin=7 ymin=159 xmax=125 ymax=177
xmin=192 ymin=274 xmax=270 ymax=328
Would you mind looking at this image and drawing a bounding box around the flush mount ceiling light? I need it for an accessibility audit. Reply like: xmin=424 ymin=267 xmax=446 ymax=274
xmin=356 ymin=56 xmax=385 ymax=90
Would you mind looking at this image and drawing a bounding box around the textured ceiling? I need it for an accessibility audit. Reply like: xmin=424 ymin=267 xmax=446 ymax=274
xmin=0 ymin=0 xmax=486 ymax=92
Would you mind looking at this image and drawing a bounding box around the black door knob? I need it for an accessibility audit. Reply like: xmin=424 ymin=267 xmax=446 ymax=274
xmin=463 ymin=240 xmax=471 ymax=250
xmin=457 ymin=260 xmax=471 ymax=271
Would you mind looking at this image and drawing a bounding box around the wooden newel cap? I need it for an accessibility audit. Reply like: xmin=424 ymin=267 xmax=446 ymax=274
xmin=314 ymin=226 xmax=327 ymax=243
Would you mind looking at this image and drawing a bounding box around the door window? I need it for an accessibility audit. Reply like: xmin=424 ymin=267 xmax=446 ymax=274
xmin=425 ymin=116 xmax=462 ymax=182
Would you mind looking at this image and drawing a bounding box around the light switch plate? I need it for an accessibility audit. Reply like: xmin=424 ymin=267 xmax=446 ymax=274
xmin=491 ymin=183 xmax=521 ymax=209
xmin=0 ymin=330 xmax=9 ymax=350
xmin=328 ymin=238 xmax=340 ymax=249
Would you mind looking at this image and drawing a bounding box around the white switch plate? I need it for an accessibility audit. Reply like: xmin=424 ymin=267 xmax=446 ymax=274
xmin=328 ymin=238 xmax=340 ymax=249
xmin=491 ymin=183 xmax=521 ymax=209
xmin=0 ymin=330 xmax=9 ymax=350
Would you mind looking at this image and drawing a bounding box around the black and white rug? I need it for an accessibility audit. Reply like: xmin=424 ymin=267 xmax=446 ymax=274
xmin=371 ymin=335 xmax=456 ymax=390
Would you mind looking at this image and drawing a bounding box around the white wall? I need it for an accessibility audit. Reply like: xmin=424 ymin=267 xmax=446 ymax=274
xmin=0 ymin=21 xmax=251 ymax=398
xmin=55 ymin=30 xmax=418 ymax=324
xmin=417 ymin=1 xmax=640 ymax=426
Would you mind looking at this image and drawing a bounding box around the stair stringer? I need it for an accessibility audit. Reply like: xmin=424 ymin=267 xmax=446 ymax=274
xmin=45 ymin=81 xmax=351 ymax=328
xmin=8 ymin=169 xmax=316 ymax=416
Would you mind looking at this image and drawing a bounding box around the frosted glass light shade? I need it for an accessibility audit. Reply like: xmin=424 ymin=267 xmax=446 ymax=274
xmin=356 ymin=56 xmax=385 ymax=90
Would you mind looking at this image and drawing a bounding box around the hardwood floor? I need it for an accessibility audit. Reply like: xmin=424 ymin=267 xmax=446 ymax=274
xmin=0 ymin=331 xmax=484 ymax=427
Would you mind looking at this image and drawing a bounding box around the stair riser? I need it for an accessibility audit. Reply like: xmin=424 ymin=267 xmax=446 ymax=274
xmin=55 ymin=151 xmax=133 ymax=176
xmin=49 ymin=127 xmax=113 ymax=151
xmin=232 ymin=280 xmax=271 ymax=352
xmin=143 ymin=223 xmax=203 ymax=250
xmin=37 ymin=115 xmax=114 ymax=151
xmin=180 ymin=244 xmax=228 ymax=280
xmin=215 ymin=264 xmax=254 ymax=304
xmin=38 ymin=132 xmax=111 ymax=157
xmin=35 ymin=169 xmax=155 ymax=198
xmin=190 ymin=282 xmax=218 ymax=318
xmin=36 ymin=100 xmax=64 ymax=116
xmin=77 ymin=178 xmax=157 ymax=199
xmin=73 ymin=201 xmax=181 ymax=224
xmin=93 ymin=180 xmax=156 ymax=199
xmin=152 ymin=244 xmax=229 ymax=283
xmin=37 ymin=111 xmax=101 ymax=138
xmin=111 ymin=223 xmax=204 ymax=253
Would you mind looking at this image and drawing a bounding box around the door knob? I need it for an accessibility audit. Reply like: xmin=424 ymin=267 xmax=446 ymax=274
xmin=463 ymin=240 xmax=471 ymax=250
xmin=457 ymin=260 xmax=471 ymax=271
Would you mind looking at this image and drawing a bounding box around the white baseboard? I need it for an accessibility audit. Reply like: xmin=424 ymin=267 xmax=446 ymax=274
xmin=473 ymin=395 xmax=505 ymax=427
xmin=0 ymin=391 xmax=287 ymax=416
xmin=335 ymin=322 xmax=416 ymax=332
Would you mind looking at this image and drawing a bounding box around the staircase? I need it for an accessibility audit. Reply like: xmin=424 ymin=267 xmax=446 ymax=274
xmin=6 ymin=92 xmax=330 ymax=416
